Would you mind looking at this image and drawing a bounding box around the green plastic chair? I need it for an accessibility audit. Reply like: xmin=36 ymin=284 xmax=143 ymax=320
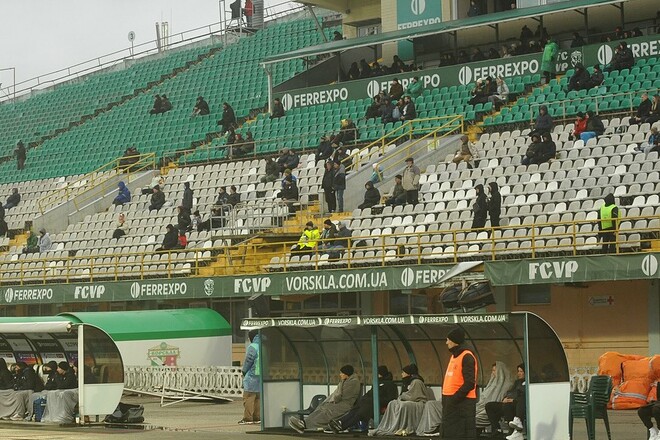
xmin=569 ymin=375 xmax=612 ymax=440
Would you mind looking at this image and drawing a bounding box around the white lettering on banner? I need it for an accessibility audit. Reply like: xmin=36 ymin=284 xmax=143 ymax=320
xmin=74 ymin=285 xmax=105 ymax=300
xmin=362 ymin=316 xmax=406 ymax=325
xmin=397 ymin=17 xmax=442 ymax=30
xmin=3 ymin=287 xmax=53 ymax=304
xmin=285 ymin=88 xmax=349 ymax=109
xmin=528 ymin=261 xmax=579 ymax=280
xmin=417 ymin=315 xmax=451 ymax=324
xmin=630 ymin=39 xmax=660 ymax=59
xmin=276 ymin=318 xmax=318 ymax=326
xmin=323 ymin=317 xmax=354 ymax=326
xmin=459 ymin=60 xmax=540 ymax=86
xmin=284 ymin=271 xmax=389 ymax=292
xmin=129 ymin=282 xmax=187 ymax=299
xmin=457 ymin=314 xmax=507 ymax=323
xmin=234 ymin=277 xmax=272 ymax=294
xmin=401 ymin=267 xmax=447 ymax=287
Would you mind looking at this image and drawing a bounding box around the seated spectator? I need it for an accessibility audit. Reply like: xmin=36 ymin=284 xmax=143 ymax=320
xmin=371 ymin=364 xmax=433 ymax=436
xmin=331 ymin=119 xmax=358 ymax=145
xmin=471 ymin=47 xmax=486 ymax=62
xmin=288 ymin=365 xmax=360 ymax=433
xmin=579 ymin=111 xmax=605 ymax=142
xmin=371 ymin=62 xmax=385 ymax=77
xmin=636 ymin=127 xmax=660 ymax=154
xmin=270 ymin=98 xmax=285 ymax=119
xmin=177 ymin=206 xmax=191 ymax=232
xmin=112 ymin=212 xmax=127 ymax=239
xmin=404 ymin=77 xmax=423 ymax=100
xmin=160 ymin=95 xmax=172 ymax=113
xmin=533 ymin=105 xmax=553 ymax=134
xmin=36 ymin=228 xmax=52 ymax=253
xmin=56 ymin=362 xmax=77 ymax=389
xmin=467 ymin=0 xmax=481 ymax=16
xmin=176 ymin=229 xmax=187 ymax=249
xmin=22 ymin=229 xmax=39 ymax=254
xmin=538 ymin=133 xmax=557 ymax=163
xmin=630 ymin=93 xmax=652 ymax=125
xmin=149 ymin=94 xmax=163 ymax=114
xmin=456 ymin=50 xmax=469 ymax=64
xmin=318 ymin=219 xmax=338 ymax=251
xmin=191 ymin=96 xmax=210 ymax=117
xmin=453 ymin=135 xmax=477 ymax=166
xmin=647 ymin=95 xmax=660 ymax=125
xmin=291 ymin=221 xmax=320 ymax=256
xmin=359 ymin=59 xmax=372 ymax=79
xmin=335 ymin=221 xmax=352 ymax=249
xmin=347 ymin=62 xmax=360 ymax=80
xmin=391 ymin=55 xmax=408 ymax=73
xmin=389 ymin=78 xmax=404 ymax=100
xmin=279 ymin=149 xmax=300 ymax=173
xmin=217 ymin=102 xmax=237 ymax=135
xmin=401 ymin=96 xmax=416 ymax=121
xmin=369 ymin=162 xmax=384 ymax=184
xmin=384 ymin=174 xmax=407 ymax=206
xmin=261 ymin=157 xmax=279 ymax=183
xmin=365 ymin=97 xmax=382 ymax=120
xmin=588 ymin=64 xmax=604 ymax=88
xmin=333 ymin=30 xmax=343 ymax=41
xmin=112 ymin=181 xmax=131 ymax=206
xmin=501 ymin=45 xmax=512 ymax=58
xmin=469 ymin=79 xmax=488 ymax=105
xmin=25 ymin=360 xmax=59 ymax=421
xmin=488 ymin=77 xmax=509 ymax=110
xmin=191 ymin=210 xmax=203 ymax=231
xmin=570 ymin=112 xmax=588 ymax=140
xmin=606 ymin=41 xmax=634 ymax=71
xmin=485 ymin=364 xmax=526 ymax=439
xmin=228 ymin=185 xmax=241 ymax=207
xmin=316 ymin=136 xmax=333 ymax=161
xmin=568 ymin=64 xmax=590 ymax=91
xmin=148 ymin=185 xmax=165 ymax=211
xmin=208 ymin=187 xmax=230 ymax=228
xmin=226 ymin=126 xmax=237 ymax=146
xmin=358 ymin=181 xmax=381 ymax=210
xmin=278 ymin=170 xmax=299 ymax=201
xmin=157 ymin=224 xmax=179 ymax=251
xmin=13 ymin=361 xmax=39 ymax=392
xmin=141 ymin=173 xmax=164 ymax=195
xmin=521 ymin=133 xmax=544 ymax=166
xmin=571 ymin=32 xmax=586 ymax=47
xmin=232 ymin=132 xmax=254 ymax=157
xmin=487 ymin=47 xmax=500 ymax=59
xmin=329 ymin=366 xmax=398 ymax=434
xmin=381 ymin=99 xmax=396 ymax=124
xmin=4 ymin=188 xmax=20 ymax=210
xmin=0 ymin=205 xmax=6 ymax=237
xmin=119 ymin=146 xmax=140 ymax=169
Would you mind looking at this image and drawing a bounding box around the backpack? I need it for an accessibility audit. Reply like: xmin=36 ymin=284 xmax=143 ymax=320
xmin=104 ymin=402 xmax=145 ymax=423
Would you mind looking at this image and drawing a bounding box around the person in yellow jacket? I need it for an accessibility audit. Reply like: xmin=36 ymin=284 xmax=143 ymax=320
xmin=291 ymin=221 xmax=320 ymax=256
xmin=597 ymin=193 xmax=618 ymax=253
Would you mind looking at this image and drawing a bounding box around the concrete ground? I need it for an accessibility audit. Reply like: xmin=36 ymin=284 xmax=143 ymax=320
xmin=0 ymin=394 xmax=647 ymax=439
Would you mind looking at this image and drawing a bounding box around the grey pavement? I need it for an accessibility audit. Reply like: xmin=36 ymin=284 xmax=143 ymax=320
xmin=0 ymin=394 xmax=648 ymax=439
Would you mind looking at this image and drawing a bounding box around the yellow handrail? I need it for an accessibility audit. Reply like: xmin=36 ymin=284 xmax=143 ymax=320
xmin=1 ymin=213 xmax=657 ymax=285
xmin=37 ymin=153 xmax=156 ymax=214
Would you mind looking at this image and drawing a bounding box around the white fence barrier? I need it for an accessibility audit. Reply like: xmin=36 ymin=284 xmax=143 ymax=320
xmin=124 ymin=366 xmax=244 ymax=398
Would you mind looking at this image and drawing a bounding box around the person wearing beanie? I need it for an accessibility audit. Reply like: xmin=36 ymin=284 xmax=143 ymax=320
xmin=291 ymin=221 xmax=320 ymax=256
xmin=385 ymin=174 xmax=406 ymax=207
xmin=239 ymin=330 xmax=261 ymax=425
xmin=358 ymin=181 xmax=381 ymax=210
xmin=371 ymin=363 xmax=431 ymax=436
xmin=289 ymin=364 xmax=360 ymax=433
xmin=56 ymin=361 xmax=78 ymax=389
xmin=571 ymin=111 xmax=588 ymax=141
xmin=43 ymin=361 xmax=59 ymax=390
xmin=442 ymin=326 xmax=478 ymax=440
xmin=329 ymin=365 xmax=397 ymax=434
xmin=606 ymin=40 xmax=634 ymax=72
xmin=319 ymin=219 xmax=338 ymax=251
xmin=25 ymin=360 xmax=60 ymax=421
xmin=588 ymin=64 xmax=604 ymax=88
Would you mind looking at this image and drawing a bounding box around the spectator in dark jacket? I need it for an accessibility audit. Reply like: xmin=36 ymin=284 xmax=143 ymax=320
xmin=588 ymin=64 xmax=604 ymax=88
xmin=485 ymin=364 xmax=527 ymax=438
xmin=538 ymin=132 xmax=557 ymax=163
xmin=316 ymin=136 xmax=333 ymax=161
xmin=157 ymin=224 xmax=179 ymax=251
xmin=358 ymin=181 xmax=381 ymax=210
xmin=570 ymin=32 xmax=586 ymax=47
xmin=112 ymin=181 xmax=131 ymax=206
xmin=15 ymin=141 xmax=26 ymax=170
xmin=217 ymin=102 xmax=237 ymax=135
xmin=280 ymin=149 xmax=300 ymax=172
xmin=278 ymin=172 xmax=299 ymax=201
xmin=335 ymin=221 xmax=352 ymax=249
xmin=160 ymin=95 xmax=172 ymax=112
xmin=487 ymin=182 xmax=502 ymax=228
xmin=13 ymin=362 xmax=39 ymax=391
xmin=149 ymin=185 xmax=165 ymax=211
xmin=401 ymin=96 xmax=417 ymax=121
xmin=182 ymin=182 xmax=193 ymax=212
xmin=321 ymin=161 xmax=336 ymax=213
xmin=261 ymin=158 xmax=280 ymax=183
xmin=149 ymin=94 xmax=163 ymax=114
xmin=580 ymin=111 xmax=605 ymax=142
xmin=333 ymin=160 xmax=347 ymax=212
xmin=270 ymin=98 xmax=285 ymax=119
xmin=533 ymin=105 xmax=553 ymax=134
xmin=522 ymin=133 xmax=544 ymax=165
xmin=630 ymin=93 xmax=652 ymax=125
xmin=389 ymin=78 xmax=404 ymax=100
xmin=191 ymin=96 xmax=210 ymax=116
xmin=4 ymin=188 xmax=20 ymax=210
xmin=41 ymin=361 xmax=59 ymax=390
xmin=0 ymin=359 xmax=14 ymax=389
xmin=568 ymin=64 xmax=590 ymax=91
xmin=331 ymin=119 xmax=358 ymax=145
xmin=606 ymin=41 xmax=634 ymax=71
xmin=177 ymin=206 xmax=192 ymax=232
xmin=56 ymin=362 xmax=77 ymax=389
xmin=348 ymin=62 xmax=360 ymax=80
xmin=359 ymin=59 xmax=372 ymax=79
xmin=471 ymin=184 xmax=488 ymax=229
xmin=228 ymin=185 xmax=241 ymax=207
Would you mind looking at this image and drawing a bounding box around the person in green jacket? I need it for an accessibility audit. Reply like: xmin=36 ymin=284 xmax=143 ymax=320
xmin=404 ymin=76 xmax=423 ymax=100
xmin=541 ymin=38 xmax=559 ymax=84
xmin=22 ymin=229 xmax=39 ymax=254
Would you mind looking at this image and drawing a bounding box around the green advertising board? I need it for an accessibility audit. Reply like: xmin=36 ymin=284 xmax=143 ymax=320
xmin=277 ymin=34 xmax=660 ymax=111
xmin=484 ymin=253 xmax=660 ymax=286
xmin=396 ymin=0 xmax=443 ymax=60
xmin=0 ymin=264 xmax=464 ymax=306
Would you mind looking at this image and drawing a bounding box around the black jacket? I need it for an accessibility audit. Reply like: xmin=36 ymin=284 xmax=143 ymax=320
xmin=14 ymin=367 xmax=40 ymax=391
xmin=195 ymin=100 xmax=210 ymax=115
xmin=0 ymin=368 xmax=13 ymax=390
xmin=473 ymin=185 xmax=488 ymax=222
xmin=362 ymin=186 xmax=381 ymax=208
xmin=271 ymin=102 xmax=285 ymax=119
xmin=219 ymin=105 xmax=236 ymax=126
xmin=321 ymin=169 xmax=335 ymax=192
xmin=586 ymin=115 xmax=605 ymax=135
xmin=162 ymin=227 xmax=179 ymax=250
xmin=44 ymin=371 xmax=59 ymax=390
xmin=150 ymin=191 xmax=165 ymax=209
xmin=636 ymin=99 xmax=652 ymax=118
xmin=178 ymin=211 xmax=191 ymax=231
xmin=56 ymin=370 xmax=78 ymax=390
xmin=6 ymin=192 xmax=20 ymax=206
xmin=487 ymin=183 xmax=501 ymax=218
xmin=316 ymin=141 xmax=333 ymax=161
xmin=539 ymin=140 xmax=557 ymax=161
xmin=182 ymin=185 xmax=193 ymax=210
xmin=504 ymin=378 xmax=526 ymax=401
xmin=354 ymin=372 xmax=399 ymax=420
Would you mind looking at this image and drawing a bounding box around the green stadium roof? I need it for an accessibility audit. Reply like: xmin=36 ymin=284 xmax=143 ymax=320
xmin=263 ymin=0 xmax=621 ymax=65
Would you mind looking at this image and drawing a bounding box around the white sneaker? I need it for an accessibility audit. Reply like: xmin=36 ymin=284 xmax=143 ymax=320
xmin=509 ymin=417 xmax=524 ymax=431
xmin=506 ymin=431 xmax=524 ymax=440
xmin=650 ymin=427 xmax=660 ymax=440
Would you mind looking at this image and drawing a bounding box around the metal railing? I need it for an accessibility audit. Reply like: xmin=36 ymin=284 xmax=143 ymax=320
xmin=1 ymin=213 xmax=657 ymax=285
xmin=36 ymin=153 xmax=156 ymax=214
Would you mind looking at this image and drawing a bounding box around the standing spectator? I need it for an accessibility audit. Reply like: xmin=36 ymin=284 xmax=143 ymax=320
xmin=606 ymin=41 xmax=634 ymax=71
xmin=4 ymin=188 xmax=20 ymax=210
xmin=22 ymin=229 xmax=39 ymax=254
xmin=239 ymin=329 xmax=261 ymax=425
xmin=401 ymin=96 xmax=417 ymax=121
xmin=521 ymin=133 xmax=543 ymax=165
xmin=291 ymin=221 xmax=320 ymax=255
xmin=533 ymin=105 xmax=554 ymax=134
xmin=347 ymin=62 xmax=360 ymax=80
xmin=359 ymin=59 xmax=372 ymax=78
xmin=402 ymin=157 xmax=420 ymax=205
xmin=404 ymin=77 xmax=423 ymax=100
xmin=588 ymin=64 xmax=604 ymax=88
xmin=467 ymin=0 xmax=481 ymax=16
xmin=453 ymin=135 xmax=476 ymax=166
xmin=149 ymin=185 xmax=165 ymax=211
xmin=570 ymin=112 xmax=588 ymax=140
xmin=485 ymin=364 xmax=527 ymax=439
xmin=580 ymin=111 xmax=605 ymax=142
xmin=228 ymin=185 xmax=241 ymax=207
xmin=261 ymin=157 xmax=280 ymax=183
xmin=570 ymin=32 xmax=586 ymax=47
xmin=217 ymin=102 xmax=237 ymax=135
xmin=384 ymin=174 xmax=406 ymax=206
xmin=191 ymin=96 xmax=210 ymax=117
xmin=332 ymin=160 xmax=346 ymax=212
xmin=243 ymin=0 xmax=254 ymax=26
xmin=598 ymin=193 xmax=618 ymax=253
xmin=149 ymin=94 xmax=163 ymax=114
xmin=321 ymin=161 xmax=336 ymax=213
xmin=270 ymin=98 xmax=285 ymax=119
xmin=441 ymin=327 xmax=478 ymax=440
xmin=182 ymin=182 xmax=193 ymax=213
xmin=389 ymin=78 xmax=404 ymax=101
xmin=37 ymin=228 xmax=52 ymax=253
xmin=14 ymin=141 xmax=26 ymax=171
xmin=0 ymin=205 xmax=7 ymax=237
xmin=471 ymin=184 xmax=488 ymax=229
xmin=358 ymin=181 xmax=381 ymax=210
xmin=316 ymin=136 xmax=333 ymax=161
xmin=541 ymin=37 xmax=559 ymax=84
xmin=488 ymin=77 xmax=509 ymax=110
xmin=568 ymin=64 xmax=590 ymax=91
xmin=487 ymin=182 xmax=502 ymax=228
xmin=157 ymin=224 xmax=179 ymax=251
xmin=630 ymin=93 xmax=652 ymax=125
xmin=177 ymin=206 xmax=191 ymax=232
xmin=391 ymin=55 xmax=408 ymax=73
xmin=112 ymin=181 xmax=131 ymax=206
xmin=112 ymin=212 xmax=127 ymax=239
xmin=519 ymin=25 xmax=533 ymax=47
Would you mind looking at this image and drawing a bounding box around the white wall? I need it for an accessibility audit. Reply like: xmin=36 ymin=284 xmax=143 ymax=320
xmin=118 ymin=335 xmax=232 ymax=366
xmin=528 ymin=382 xmax=570 ymax=440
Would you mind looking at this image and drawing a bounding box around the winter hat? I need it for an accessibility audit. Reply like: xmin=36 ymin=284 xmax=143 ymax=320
xmin=402 ymin=364 xmax=418 ymax=376
xmin=58 ymin=361 xmax=70 ymax=371
xmin=324 ymin=219 xmax=333 ymax=226
xmin=306 ymin=221 xmax=314 ymax=228
xmin=39 ymin=228 xmax=46 ymax=234
xmin=340 ymin=365 xmax=354 ymax=376
xmin=378 ymin=365 xmax=390 ymax=377
xmin=153 ymin=184 xmax=160 ymax=190
xmin=45 ymin=361 xmax=58 ymax=371
xmin=447 ymin=327 xmax=466 ymax=345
